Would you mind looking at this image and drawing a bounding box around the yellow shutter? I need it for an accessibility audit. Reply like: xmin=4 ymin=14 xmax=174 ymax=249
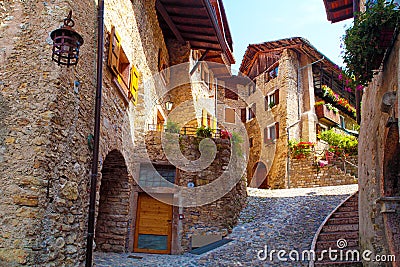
xmin=129 ymin=65 xmax=139 ymax=105
xmin=108 ymin=26 xmax=121 ymax=76
xmin=202 ymin=109 xmax=207 ymax=127
xmin=213 ymin=117 xmax=217 ymax=130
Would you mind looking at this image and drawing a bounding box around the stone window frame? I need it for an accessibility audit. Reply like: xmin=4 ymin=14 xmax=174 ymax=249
xmin=200 ymin=63 xmax=214 ymax=91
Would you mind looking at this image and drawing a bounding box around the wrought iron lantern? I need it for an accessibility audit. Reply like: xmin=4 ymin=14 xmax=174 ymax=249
xmin=165 ymin=100 xmax=173 ymax=111
xmin=50 ymin=11 xmax=84 ymax=67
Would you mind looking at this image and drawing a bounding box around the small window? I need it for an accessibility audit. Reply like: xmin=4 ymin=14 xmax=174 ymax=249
xmin=225 ymin=108 xmax=236 ymax=124
xmin=266 ymin=89 xmax=279 ymax=110
xmin=248 ymin=103 xmax=256 ymax=121
xmin=247 ymin=83 xmax=256 ymax=95
xmin=201 ymin=64 xmax=213 ymax=90
xmin=265 ymin=122 xmax=279 ymax=142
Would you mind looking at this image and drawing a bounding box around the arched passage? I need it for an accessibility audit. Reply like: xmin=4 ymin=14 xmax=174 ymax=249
xmin=382 ymin=124 xmax=400 ymax=263
xmin=249 ymin=162 xmax=267 ymax=188
xmin=95 ymin=150 xmax=131 ymax=252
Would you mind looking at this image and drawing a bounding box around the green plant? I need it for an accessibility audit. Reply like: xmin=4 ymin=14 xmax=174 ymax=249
xmin=196 ymin=126 xmax=213 ymax=138
xmin=269 ymin=101 xmax=276 ymax=109
xmin=325 ymin=103 xmax=339 ymax=114
xmin=342 ymin=0 xmax=399 ymax=86
xmin=315 ymin=100 xmax=325 ymax=106
xmin=318 ymin=129 xmax=358 ymax=156
xmin=322 ymin=85 xmax=356 ymax=118
xmin=166 ymin=120 xmax=180 ymax=133
xmin=231 ymin=132 xmax=244 ymax=156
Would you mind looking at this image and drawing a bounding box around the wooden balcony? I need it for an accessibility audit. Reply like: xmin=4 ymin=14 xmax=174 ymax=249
xmin=315 ymin=104 xmax=340 ymax=125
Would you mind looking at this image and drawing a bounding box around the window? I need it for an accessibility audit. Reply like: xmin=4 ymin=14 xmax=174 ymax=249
xmin=265 ymin=122 xmax=279 ymax=142
xmin=248 ymin=103 xmax=256 ymax=121
xmin=108 ymin=26 xmax=139 ymax=105
xmin=249 ymin=137 xmax=254 ymax=148
xmin=265 ymin=89 xmax=279 ymax=110
xmin=247 ymin=83 xmax=256 ymax=95
xmin=340 ymin=115 xmax=346 ymax=129
xmin=241 ymin=108 xmax=247 ymax=123
xmin=225 ymin=108 xmax=236 ymax=124
xmin=139 ymin=164 xmax=176 ymax=187
xmin=201 ymin=64 xmax=214 ymax=90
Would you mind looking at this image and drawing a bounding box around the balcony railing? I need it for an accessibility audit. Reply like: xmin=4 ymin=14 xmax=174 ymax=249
xmin=148 ymin=124 xmax=222 ymax=138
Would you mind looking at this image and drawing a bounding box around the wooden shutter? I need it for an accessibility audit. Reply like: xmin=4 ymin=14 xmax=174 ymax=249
xmin=275 ymin=89 xmax=280 ymax=105
xmin=275 ymin=122 xmax=280 ymax=139
xmin=129 ymin=65 xmax=139 ymax=105
xmin=108 ymin=26 xmax=121 ymax=76
xmin=241 ymin=108 xmax=246 ymax=123
xmin=264 ymin=127 xmax=268 ymax=143
xmin=251 ymin=103 xmax=256 ymax=119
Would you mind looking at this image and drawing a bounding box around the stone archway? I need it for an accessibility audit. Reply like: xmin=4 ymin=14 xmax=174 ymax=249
xmin=249 ymin=162 xmax=267 ymax=188
xmin=95 ymin=150 xmax=131 ymax=252
xmin=382 ymin=124 xmax=400 ymax=265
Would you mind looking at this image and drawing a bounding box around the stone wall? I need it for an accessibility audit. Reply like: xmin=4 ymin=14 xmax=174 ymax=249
xmin=358 ymin=33 xmax=400 ymax=264
xmin=289 ymin=157 xmax=358 ymax=188
xmin=0 ymin=0 xmax=169 ymax=265
xmin=144 ymin=131 xmax=247 ymax=252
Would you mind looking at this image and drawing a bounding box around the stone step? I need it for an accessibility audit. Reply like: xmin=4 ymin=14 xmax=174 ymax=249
xmin=314 ymin=261 xmax=363 ymax=267
xmin=317 ymin=231 xmax=359 ymax=241
xmin=326 ymin=217 xmax=359 ymax=225
xmin=335 ymin=206 xmax=357 ymax=212
xmin=322 ymin=223 xmax=358 ymax=233
xmin=315 ymin=239 xmax=359 ymax=250
xmin=331 ymin=211 xmax=358 ymax=218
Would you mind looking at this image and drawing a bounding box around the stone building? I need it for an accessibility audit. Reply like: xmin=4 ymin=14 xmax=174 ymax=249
xmin=0 ymin=0 xmax=247 ymax=266
xmin=322 ymin=0 xmax=400 ymax=265
xmin=237 ymin=37 xmax=358 ymax=189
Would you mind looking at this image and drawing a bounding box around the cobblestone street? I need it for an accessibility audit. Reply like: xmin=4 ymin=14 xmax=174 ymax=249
xmin=94 ymin=184 xmax=358 ymax=267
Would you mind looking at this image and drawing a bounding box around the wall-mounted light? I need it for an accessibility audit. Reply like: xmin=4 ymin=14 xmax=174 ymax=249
xmin=165 ymin=100 xmax=173 ymax=111
xmin=50 ymin=10 xmax=84 ymax=67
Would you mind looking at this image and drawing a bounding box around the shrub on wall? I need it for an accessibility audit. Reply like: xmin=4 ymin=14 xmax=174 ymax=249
xmin=289 ymin=140 xmax=315 ymax=159
xmin=318 ymin=129 xmax=358 ymax=156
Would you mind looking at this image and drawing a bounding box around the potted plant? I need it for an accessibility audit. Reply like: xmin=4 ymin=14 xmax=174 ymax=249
xmin=165 ymin=120 xmax=180 ymax=133
xmin=342 ymin=0 xmax=399 ymax=86
xmin=196 ymin=126 xmax=213 ymax=138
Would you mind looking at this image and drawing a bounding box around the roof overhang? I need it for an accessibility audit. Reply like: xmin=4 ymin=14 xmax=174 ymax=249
xmin=239 ymin=37 xmax=342 ymax=80
xmin=156 ymin=0 xmax=235 ymax=75
xmin=322 ymin=0 xmax=355 ymax=23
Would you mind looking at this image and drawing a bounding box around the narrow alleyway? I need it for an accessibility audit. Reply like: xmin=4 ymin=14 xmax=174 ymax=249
xmin=94 ymin=184 xmax=358 ymax=267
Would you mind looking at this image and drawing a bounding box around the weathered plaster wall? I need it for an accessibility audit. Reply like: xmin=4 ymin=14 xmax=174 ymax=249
xmin=358 ymin=34 xmax=400 ymax=265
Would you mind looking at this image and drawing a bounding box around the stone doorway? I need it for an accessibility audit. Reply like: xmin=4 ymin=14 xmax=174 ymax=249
xmin=95 ymin=150 xmax=131 ymax=252
xmin=250 ymin=161 xmax=267 ymax=188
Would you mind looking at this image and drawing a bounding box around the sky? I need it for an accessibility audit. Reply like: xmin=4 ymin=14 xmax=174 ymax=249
xmin=223 ymin=0 xmax=353 ymax=73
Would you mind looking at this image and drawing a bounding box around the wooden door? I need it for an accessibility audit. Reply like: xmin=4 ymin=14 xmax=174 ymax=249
xmin=134 ymin=193 xmax=172 ymax=254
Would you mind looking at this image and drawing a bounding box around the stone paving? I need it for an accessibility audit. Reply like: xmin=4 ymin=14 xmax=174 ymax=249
xmin=94 ymin=184 xmax=358 ymax=267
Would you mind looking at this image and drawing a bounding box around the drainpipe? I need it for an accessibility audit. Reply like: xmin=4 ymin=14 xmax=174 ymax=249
xmin=288 ymin=57 xmax=324 ymax=188
xmin=85 ymin=0 xmax=104 ymax=266
xmin=286 ymin=120 xmax=301 ymax=189
xmin=297 ymin=56 xmax=325 ymax=120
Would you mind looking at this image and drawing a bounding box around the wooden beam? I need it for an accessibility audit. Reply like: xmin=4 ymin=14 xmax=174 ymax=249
xmin=328 ymin=3 xmax=353 ymax=13
xmin=190 ymin=50 xmax=209 ymax=75
xmin=156 ymin=0 xmax=185 ymax=44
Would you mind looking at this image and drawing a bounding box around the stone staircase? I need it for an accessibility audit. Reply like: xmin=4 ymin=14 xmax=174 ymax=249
xmin=310 ymin=191 xmax=362 ymax=267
